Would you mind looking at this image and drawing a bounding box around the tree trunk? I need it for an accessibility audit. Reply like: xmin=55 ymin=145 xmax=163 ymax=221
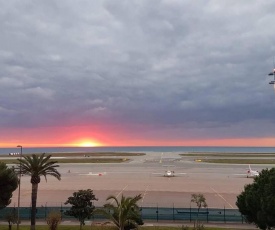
xmin=30 ymin=183 xmax=38 ymax=230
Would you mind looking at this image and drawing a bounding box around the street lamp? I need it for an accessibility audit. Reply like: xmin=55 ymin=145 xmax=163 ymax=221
xmin=16 ymin=145 xmax=22 ymax=230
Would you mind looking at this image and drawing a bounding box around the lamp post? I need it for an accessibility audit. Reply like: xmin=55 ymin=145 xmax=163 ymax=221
xmin=16 ymin=145 xmax=22 ymax=230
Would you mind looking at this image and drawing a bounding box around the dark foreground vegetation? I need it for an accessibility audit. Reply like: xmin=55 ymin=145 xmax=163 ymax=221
xmin=0 ymin=226 xmax=250 ymax=230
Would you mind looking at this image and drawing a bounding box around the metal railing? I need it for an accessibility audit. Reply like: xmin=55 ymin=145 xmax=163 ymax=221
xmin=0 ymin=205 xmax=244 ymax=224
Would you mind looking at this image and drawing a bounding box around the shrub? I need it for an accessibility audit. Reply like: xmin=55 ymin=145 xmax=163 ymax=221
xmin=46 ymin=211 xmax=62 ymax=230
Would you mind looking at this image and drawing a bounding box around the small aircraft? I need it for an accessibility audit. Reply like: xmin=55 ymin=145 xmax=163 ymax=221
xmin=79 ymin=172 xmax=106 ymax=176
xmin=247 ymin=165 xmax=259 ymax=178
xmin=233 ymin=165 xmax=260 ymax=178
xmin=153 ymin=170 xmax=187 ymax=177
xmin=153 ymin=165 xmax=186 ymax=177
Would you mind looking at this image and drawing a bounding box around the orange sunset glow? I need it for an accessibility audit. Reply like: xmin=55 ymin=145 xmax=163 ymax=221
xmin=0 ymin=127 xmax=275 ymax=148
xmin=71 ymin=139 xmax=102 ymax=147
xmin=0 ymin=119 xmax=275 ymax=148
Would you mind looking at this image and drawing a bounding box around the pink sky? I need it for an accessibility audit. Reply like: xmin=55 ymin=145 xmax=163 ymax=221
xmin=1 ymin=126 xmax=275 ymax=147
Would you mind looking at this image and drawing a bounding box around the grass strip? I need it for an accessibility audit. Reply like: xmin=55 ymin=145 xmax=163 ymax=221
xmin=181 ymin=153 xmax=275 ymax=157
xmin=0 ymin=158 xmax=129 ymax=164
xmin=0 ymin=152 xmax=145 ymax=158
xmin=197 ymin=158 xmax=275 ymax=164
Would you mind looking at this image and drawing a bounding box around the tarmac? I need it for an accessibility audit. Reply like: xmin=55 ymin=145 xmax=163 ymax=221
xmin=7 ymin=152 xmax=266 ymax=229
xmin=11 ymin=152 xmax=267 ymax=208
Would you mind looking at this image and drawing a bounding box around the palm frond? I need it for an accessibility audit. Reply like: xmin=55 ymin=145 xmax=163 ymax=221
xmin=101 ymin=194 xmax=142 ymax=229
xmin=93 ymin=208 xmax=119 ymax=227
xmin=106 ymin=195 xmax=120 ymax=207
xmin=16 ymin=153 xmax=61 ymax=182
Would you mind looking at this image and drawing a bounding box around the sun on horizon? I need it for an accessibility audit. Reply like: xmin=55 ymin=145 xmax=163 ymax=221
xmin=73 ymin=139 xmax=102 ymax=147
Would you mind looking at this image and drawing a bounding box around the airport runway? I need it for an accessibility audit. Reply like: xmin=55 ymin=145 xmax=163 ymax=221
xmin=11 ymin=152 xmax=269 ymax=209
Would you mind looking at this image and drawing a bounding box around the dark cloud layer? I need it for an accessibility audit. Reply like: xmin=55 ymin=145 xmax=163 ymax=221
xmin=1 ymin=0 xmax=275 ymax=143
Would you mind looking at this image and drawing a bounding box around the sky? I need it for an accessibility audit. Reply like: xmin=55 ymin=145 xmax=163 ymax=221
xmin=1 ymin=0 xmax=275 ymax=147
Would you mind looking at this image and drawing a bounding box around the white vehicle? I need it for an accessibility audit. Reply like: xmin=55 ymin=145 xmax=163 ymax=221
xmin=247 ymin=165 xmax=259 ymax=178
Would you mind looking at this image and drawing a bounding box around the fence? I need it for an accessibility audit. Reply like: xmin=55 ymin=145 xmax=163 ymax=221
xmin=0 ymin=205 xmax=244 ymax=224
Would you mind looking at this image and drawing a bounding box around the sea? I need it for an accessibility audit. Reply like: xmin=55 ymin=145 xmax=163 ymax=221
xmin=1 ymin=146 xmax=275 ymax=155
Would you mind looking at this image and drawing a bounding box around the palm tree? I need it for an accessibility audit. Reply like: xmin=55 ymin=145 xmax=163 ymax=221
xmin=17 ymin=153 xmax=61 ymax=230
xmin=96 ymin=194 xmax=143 ymax=230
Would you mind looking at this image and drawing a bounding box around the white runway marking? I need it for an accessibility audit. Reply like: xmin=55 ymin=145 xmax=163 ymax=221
xmin=108 ymin=185 xmax=128 ymax=205
xmin=141 ymin=185 xmax=149 ymax=204
xmin=116 ymin=185 xmax=128 ymax=198
xmin=110 ymin=185 xmax=128 ymax=205
xmin=209 ymin=186 xmax=234 ymax=208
